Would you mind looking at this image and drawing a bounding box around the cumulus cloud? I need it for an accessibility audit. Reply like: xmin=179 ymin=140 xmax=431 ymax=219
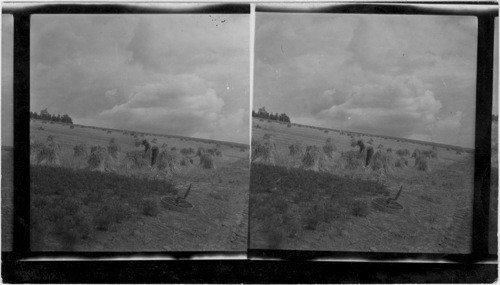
xmin=318 ymin=76 xmax=442 ymax=137
xmin=254 ymin=13 xmax=477 ymax=147
xmin=31 ymin=14 xmax=249 ymax=144
xmin=99 ymin=74 xmax=225 ymax=136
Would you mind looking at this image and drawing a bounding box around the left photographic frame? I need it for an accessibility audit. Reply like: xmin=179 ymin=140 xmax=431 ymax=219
xmin=12 ymin=4 xmax=251 ymax=253
xmin=2 ymin=14 xmax=14 ymax=252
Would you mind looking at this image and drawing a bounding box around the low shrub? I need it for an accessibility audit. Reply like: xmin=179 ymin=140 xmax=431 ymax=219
xmin=267 ymin=230 xmax=284 ymax=249
xmin=142 ymin=199 xmax=159 ymax=216
xmin=303 ymin=205 xmax=323 ymax=230
xmin=206 ymin=148 xmax=222 ymax=157
xmin=349 ymin=200 xmax=369 ymax=217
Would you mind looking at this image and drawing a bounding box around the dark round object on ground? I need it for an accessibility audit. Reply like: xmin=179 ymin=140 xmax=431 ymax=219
xmin=161 ymin=196 xmax=193 ymax=213
xmin=371 ymin=197 xmax=404 ymax=214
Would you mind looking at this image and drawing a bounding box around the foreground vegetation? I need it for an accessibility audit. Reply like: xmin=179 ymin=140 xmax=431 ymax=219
xmin=250 ymin=163 xmax=389 ymax=249
xmin=31 ymin=165 xmax=177 ymax=251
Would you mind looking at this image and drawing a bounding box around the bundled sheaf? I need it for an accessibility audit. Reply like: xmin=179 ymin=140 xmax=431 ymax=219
xmin=107 ymin=138 xmax=120 ymax=158
xmin=288 ymin=142 xmax=303 ymax=156
xmin=157 ymin=149 xmax=184 ymax=173
xmin=301 ymin=145 xmax=322 ymax=171
xmin=339 ymin=150 xmax=365 ymax=170
xmin=199 ymin=153 xmax=216 ymax=169
xmin=196 ymin=147 xmax=206 ymax=157
xmin=123 ymin=150 xmax=150 ymax=169
xmin=87 ymin=146 xmax=115 ymax=172
xmin=180 ymin=147 xmax=195 ymax=156
xmin=73 ymin=143 xmax=88 ymax=157
xmin=180 ymin=156 xmax=194 ymax=166
xmin=411 ymin=149 xmax=421 ymax=158
xmin=415 ymin=155 xmax=430 ymax=171
xmin=322 ymin=138 xmax=337 ymax=158
xmin=252 ymin=135 xmax=277 ymax=165
xmin=396 ymin=149 xmax=410 ymax=157
xmin=32 ymin=137 xmax=62 ymax=166
xmin=395 ymin=157 xmax=409 ymax=168
xmin=421 ymin=150 xmax=438 ymax=159
xmin=370 ymin=151 xmax=395 ymax=174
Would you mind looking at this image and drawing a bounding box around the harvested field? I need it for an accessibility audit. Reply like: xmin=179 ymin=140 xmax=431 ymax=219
xmin=29 ymin=119 xmax=249 ymax=251
xmin=250 ymin=118 xmax=474 ymax=253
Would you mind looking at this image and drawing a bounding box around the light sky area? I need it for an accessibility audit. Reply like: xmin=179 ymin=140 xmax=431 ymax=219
xmin=254 ymin=13 xmax=479 ymax=148
xmin=2 ymin=15 xmax=13 ymax=147
xmin=31 ymin=14 xmax=250 ymax=144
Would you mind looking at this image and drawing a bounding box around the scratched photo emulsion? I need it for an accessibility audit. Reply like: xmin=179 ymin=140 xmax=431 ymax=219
xmin=29 ymin=13 xmax=250 ymax=251
xmin=249 ymin=13 xmax=478 ymax=253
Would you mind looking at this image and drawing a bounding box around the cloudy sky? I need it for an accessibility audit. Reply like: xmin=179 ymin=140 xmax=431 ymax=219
xmin=2 ymin=15 xmax=13 ymax=147
xmin=31 ymin=14 xmax=249 ymax=144
xmin=254 ymin=13 xmax=478 ymax=148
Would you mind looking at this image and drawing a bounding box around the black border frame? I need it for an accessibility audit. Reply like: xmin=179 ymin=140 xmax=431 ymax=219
xmin=1 ymin=1 xmax=498 ymax=283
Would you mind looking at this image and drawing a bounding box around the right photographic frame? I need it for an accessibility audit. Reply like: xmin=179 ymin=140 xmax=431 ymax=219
xmin=249 ymin=4 xmax=496 ymax=256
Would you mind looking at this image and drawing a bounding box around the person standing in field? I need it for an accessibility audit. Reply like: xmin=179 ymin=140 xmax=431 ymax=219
xmin=151 ymin=143 xmax=159 ymax=166
xmin=142 ymin=139 xmax=151 ymax=154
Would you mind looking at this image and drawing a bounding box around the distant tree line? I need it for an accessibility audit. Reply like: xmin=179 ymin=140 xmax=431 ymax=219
xmin=30 ymin=108 xmax=73 ymax=124
xmin=252 ymin=106 xmax=291 ymax=123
